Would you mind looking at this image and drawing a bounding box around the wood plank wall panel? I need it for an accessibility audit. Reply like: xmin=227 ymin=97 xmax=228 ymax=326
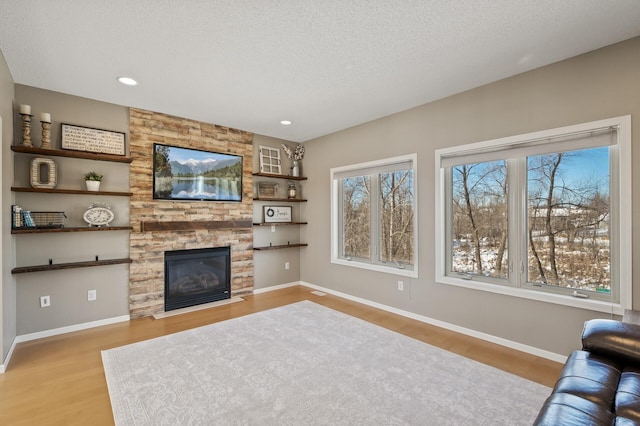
xmin=129 ymin=108 xmax=254 ymax=318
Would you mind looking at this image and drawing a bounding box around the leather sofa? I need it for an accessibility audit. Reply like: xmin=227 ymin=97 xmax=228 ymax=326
xmin=534 ymin=319 xmax=640 ymax=425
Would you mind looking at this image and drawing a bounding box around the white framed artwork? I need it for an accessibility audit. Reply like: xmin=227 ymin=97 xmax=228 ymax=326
xmin=259 ymin=145 xmax=281 ymax=174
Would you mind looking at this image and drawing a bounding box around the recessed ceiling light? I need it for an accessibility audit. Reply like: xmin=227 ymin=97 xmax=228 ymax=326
xmin=117 ymin=76 xmax=138 ymax=86
xmin=280 ymin=120 xmax=292 ymax=126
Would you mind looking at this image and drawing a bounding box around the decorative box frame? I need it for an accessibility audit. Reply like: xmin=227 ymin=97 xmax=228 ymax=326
xmin=257 ymin=181 xmax=279 ymax=199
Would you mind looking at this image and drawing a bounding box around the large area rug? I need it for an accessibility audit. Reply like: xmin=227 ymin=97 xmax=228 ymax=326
xmin=102 ymin=301 xmax=550 ymax=425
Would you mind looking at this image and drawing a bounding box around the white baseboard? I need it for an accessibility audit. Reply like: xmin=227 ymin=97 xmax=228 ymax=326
xmin=1 ymin=314 xmax=130 ymax=374
xmin=0 ymin=338 xmax=18 ymax=374
xmin=14 ymin=315 xmax=131 ymax=345
xmin=3 ymin=282 xmax=566 ymax=372
xmin=298 ymin=281 xmax=567 ymax=364
xmin=253 ymin=281 xmax=301 ymax=294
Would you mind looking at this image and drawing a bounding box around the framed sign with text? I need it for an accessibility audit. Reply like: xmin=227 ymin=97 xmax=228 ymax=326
xmin=263 ymin=206 xmax=292 ymax=223
xmin=61 ymin=123 xmax=126 ymax=156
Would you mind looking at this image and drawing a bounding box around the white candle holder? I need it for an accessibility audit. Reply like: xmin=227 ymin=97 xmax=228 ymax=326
xmin=20 ymin=113 xmax=33 ymax=147
xmin=41 ymin=121 xmax=51 ymax=149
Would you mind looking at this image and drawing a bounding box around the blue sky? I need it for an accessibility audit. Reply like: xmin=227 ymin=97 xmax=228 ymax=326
xmin=453 ymin=146 xmax=610 ymax=200
xmin=167 ymin=146 xmax=235 ymax=164
xmin=563 ymin=146 xmax=609 ymax=186
xmin=532 ymin=146 xmax=610 ymax=190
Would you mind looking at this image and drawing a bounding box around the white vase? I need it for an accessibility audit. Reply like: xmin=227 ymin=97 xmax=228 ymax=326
xmin=86 ymin=180 xmax=101 ymax=191
xmin=291 ymin=160 xmax=301 ymax=177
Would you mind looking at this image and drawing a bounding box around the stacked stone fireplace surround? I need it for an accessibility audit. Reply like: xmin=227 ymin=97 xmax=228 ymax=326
xmin=129 ymin=108 xmax=254 ymax=318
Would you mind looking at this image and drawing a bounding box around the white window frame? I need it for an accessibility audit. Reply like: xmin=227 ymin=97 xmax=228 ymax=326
xmin=435 ymin=116 xmax=632 ymax=314
xmin=331 ymin=153 xmax=418 ymax=278
xmin=258 ymin=145 xmax=282 ymax=174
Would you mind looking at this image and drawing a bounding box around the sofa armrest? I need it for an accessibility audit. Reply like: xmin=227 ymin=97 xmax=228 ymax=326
xmin=582 ymin=319 xmax=640 ymax=364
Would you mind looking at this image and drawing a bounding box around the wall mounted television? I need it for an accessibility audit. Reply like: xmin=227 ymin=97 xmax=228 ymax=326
xmin=153 ymin=143 xmax=243 ymax=202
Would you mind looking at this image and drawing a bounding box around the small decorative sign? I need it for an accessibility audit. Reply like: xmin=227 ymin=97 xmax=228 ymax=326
xmin=263 ymin=206 xmax=292 ymax=223
xmin=61 ymin=123 xmax=126 ymax=156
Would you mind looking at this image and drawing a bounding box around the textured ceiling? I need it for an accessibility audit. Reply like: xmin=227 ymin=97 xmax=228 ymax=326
xmin=1 ymin=1 xmax=640 ymax=142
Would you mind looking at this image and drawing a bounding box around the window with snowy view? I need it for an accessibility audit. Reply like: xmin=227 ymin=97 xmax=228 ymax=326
xmin=436 ymin=116 xmax=631 ymax=313
xmin=331 ymin=154 xmax=417 ymax=278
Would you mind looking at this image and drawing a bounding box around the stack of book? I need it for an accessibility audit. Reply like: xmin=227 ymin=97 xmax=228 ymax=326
xmin=12 ymin=205 xmax=35 ymax=228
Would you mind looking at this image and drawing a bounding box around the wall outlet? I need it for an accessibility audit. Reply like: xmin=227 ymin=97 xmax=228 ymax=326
xmin=40 ymin=295 xmax=51 ymax=308
xmin=271 ymin=225 xmax=276 ymax=232
xmin=88 ymin=289 xmax=97 ymax=301
xmin=285 ymin=262 xmax=290 ymax=270
xmin=397 ymin=281 xmax=404 ymax=291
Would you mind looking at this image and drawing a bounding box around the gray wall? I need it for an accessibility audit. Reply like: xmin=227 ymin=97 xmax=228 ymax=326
xmin=0 ymin=49 xmax=15 ymax=362
xmin=10 ymin=88 xmax=299 ymax=335
xmin=3 ymin=37 xmax=638 ymax=357
xmin=13 ymin=85 xmax=130 ymax=335
xmin=300 ymin=37 xmax=640 ymax=356
xmin=252 ymin=135 xmax=303 ymax=289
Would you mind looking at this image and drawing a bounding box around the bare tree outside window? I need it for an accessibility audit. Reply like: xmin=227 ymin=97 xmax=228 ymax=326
xmin=439 ymin=118 xmax=629 ymax=307
xmin=379 ymin=170 xmax=414 ymax=265
xmin=451 ymin=160 xmax=508 ymax=279
xmin=339 ymin=164 xmax=416 ymax=270
xmin=450 ymin=147 xmax=610 ymax=292
xmin=527 ymin=147 xmax=610 ymax=293
xmin=342 ymin=176 xmax=371 ymax=259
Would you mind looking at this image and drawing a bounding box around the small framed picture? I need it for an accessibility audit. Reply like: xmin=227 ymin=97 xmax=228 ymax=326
xmin=263 ymin=206 xmax=292 ymax=223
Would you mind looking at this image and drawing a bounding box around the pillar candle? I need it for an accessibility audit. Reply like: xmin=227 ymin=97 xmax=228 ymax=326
xmin=20 ymin=104 xmax=31 ymax=115
xmin=40 ymin=112 xmax=51 ymax=122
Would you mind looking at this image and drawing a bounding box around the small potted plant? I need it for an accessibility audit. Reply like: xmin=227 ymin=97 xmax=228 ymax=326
xmin=84 ymin=171 xmax=103 ymax=191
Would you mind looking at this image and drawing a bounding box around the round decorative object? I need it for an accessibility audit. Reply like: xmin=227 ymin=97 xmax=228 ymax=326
xmin=30 ymin=157 xmax=57 ymax=189
xmin=83 ymin=203 xmax=114 ymax=227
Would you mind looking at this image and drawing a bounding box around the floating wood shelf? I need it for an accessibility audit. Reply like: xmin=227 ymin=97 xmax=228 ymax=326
xmin=11 ymin=187 xmax=133 ymax=196
xmin=12 ymin=226 xmax=132 ymax=234
xmin=253 ymin=171 xmax=308 ymax=251
xmin=140 ymin=220 xmax=253 ymax=232
xmin=253 ymin=197 xmax=307 ymax=202
xmin=252 ymin=172 xmax=307 ymax=181
xmin=11 ymin=145 xmax=132 ymax=163
xmin=12 ymin=257 xmax=133 ymax=274
xmin=253 ymin=243 xmax=308 ymax=251
xmin=253 ymin=222 xmax=308 ymax=226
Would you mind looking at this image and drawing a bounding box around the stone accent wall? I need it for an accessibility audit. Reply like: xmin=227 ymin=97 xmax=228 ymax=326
xmin=129 ymin=108 xmax=254 ymax=318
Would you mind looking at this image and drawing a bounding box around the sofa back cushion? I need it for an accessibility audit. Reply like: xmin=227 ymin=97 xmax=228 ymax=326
xmin=582 ymin=319 xmax=640 ymax=366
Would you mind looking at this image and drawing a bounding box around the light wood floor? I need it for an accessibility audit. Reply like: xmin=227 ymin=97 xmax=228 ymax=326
xmin=0 ymin=285 xmax=562 ymax=425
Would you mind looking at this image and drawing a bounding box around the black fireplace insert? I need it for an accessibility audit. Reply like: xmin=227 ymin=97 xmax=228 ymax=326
xmin=164 ymin=246 xmax=231 ymax=311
